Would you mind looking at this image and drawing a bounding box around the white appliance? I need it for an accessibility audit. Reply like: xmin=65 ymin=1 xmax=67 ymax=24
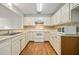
xmin=63 ymin=26 xmax=77 ymax=34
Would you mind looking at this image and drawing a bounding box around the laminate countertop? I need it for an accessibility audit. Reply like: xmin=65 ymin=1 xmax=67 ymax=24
xmin=61 ymin=34 xmax=79 ymax=36
xmin=58 ymin=33 xmax=79 ymax=37
xmin=0 ymin=33 xmax=23 ymax=41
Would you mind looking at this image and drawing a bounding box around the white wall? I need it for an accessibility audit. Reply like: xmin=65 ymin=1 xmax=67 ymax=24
xmin=0 ymin=5 xmax=23 ymax=29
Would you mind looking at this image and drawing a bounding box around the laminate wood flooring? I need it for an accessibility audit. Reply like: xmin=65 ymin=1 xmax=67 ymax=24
xmin=20 ymin=41 xmax=56 ymax=55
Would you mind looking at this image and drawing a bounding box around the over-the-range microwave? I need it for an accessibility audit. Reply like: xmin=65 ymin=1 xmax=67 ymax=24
xmin=58 ymin=27 xmax=64 ymax=32
xmin=58 ymin=26 xmax=78 ymax=34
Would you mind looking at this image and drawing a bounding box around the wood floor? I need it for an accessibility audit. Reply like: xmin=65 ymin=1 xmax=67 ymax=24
xmin=20 ymin=41 xmax=56 ymax=55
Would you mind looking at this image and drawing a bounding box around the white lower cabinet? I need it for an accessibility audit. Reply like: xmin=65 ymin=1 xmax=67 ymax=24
xmin=50 ymin=33 xmax=61 ymax=55
xmin=27 ymin=31 xmax=49 ymax=42
xmin=54 ymin=35 xmax=61 ymax=55
xmin=12 ymin=34 xmax=26 ymax=55
xmin=20 ymin=35 xmax=26 ymax=51
xmin=0 ymin=33 xmax=27 ymax=55
xmin=33 ymin=31 xmax=45 ymax=42
xmin=12 ymin=36 xmax=20 ymax=55
xmin=25 ymin=33 xmax=29 ymax=44
xmin=20 ymin=39 xmax=25 ymax=51
xmin=0 ymin=39 xmax=11 ymax=55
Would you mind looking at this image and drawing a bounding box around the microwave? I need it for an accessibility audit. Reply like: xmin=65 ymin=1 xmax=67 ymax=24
xmin=58 ymin=27 xmax=64 ymax=32
xmin=58 ymin=26 xmax=77 ymax=34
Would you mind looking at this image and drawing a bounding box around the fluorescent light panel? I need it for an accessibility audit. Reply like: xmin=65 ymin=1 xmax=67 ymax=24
xmin=7 ymin=3 xmax=12 ymax=7
xmin=36 ymin=3 xmax=43 ymax=12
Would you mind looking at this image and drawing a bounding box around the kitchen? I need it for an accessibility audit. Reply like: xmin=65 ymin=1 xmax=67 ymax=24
xmin=0 ymin=3 xmax=79 ymax=55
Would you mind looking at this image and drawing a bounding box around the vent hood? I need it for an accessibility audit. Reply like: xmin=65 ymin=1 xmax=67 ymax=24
xmin=35 ymin=20 xmax=44 ymax=24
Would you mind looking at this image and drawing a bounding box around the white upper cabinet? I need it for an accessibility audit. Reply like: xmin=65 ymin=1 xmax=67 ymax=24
xmin=51 ymin=15 xmax=55 ymax=25
xmin=55 ymin=9 xmax=61 ymax=24
xmin=70 ymin=3 xmax=79 ymax=10
xmin=61 ymin=4 xmax=70 ymax=23
xmin=23 ymin=16 xmax=51 ymax=26
xmin=51 ymin=3 xmax=70 ymax=25
xmin=24 ymin=17 xmax=36 ymax=26
xmin=0 ymin=4 xmax=23 ymax=29
xmin=70 ymin=3 xmax=79 ymax=22
xmin=42 ymin=17 xmax=51 ymax=26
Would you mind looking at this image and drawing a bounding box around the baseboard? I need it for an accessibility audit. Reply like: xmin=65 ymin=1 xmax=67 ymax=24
xmin=19 ymin=41 xmax=30 ymax=55
xmin=48 ymin=41 xmax=58 ymax=55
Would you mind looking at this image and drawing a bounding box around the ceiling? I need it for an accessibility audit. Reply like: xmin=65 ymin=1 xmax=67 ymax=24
xmin=14 ymin=3 xmax=64 ymax=16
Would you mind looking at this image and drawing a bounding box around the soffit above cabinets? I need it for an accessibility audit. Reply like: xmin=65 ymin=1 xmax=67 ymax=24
xmin=14 ymin=3 xmax=64 ymax=16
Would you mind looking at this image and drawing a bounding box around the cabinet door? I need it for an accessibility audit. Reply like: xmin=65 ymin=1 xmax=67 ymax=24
xmin=12 ymin=39 xmax=20 ymax=55
xmin=44 ymin=17 xmax=51 ymax=25
xmin=70 ymin=3 xmax=79 ymax=10
xmin=51 ymin=8 xmax=61 ymax=25
xmin=56 ymin=10 xmax=61 ymax=24
xmin=33 ymin=31 xmax=44 ymax=42
xmin=50 ymin=33 xmax=61 ymax=55
xmin=61 ymin=4 xmax=70 ymax=23
xmin=24 ymin=17 xmax=35 ymax=26
xmin=54 ymin=35 xmax=61 ymax=55
xmin=54 ymin=13 xmax=57 ymax=25
xmin=25 ymin=33 xmax=29 ymax=44
xmin=0 ymin=39 xmax=11 ymax=55
xmin=20 ymin=36 xmax=26 ymax=51
xmin=61 ymin=36 xmax=79 ymax=55
xmin=54 ymin=13 xmax=58 ymax=25
xmin=27 ymin=31 xmax=33 ymax=41
xmin=51 ymin=15 xmax=55 ymax=25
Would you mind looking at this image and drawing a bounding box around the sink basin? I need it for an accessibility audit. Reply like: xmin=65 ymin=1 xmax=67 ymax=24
xmin=0 ymin=32 xmax=21 ymax=36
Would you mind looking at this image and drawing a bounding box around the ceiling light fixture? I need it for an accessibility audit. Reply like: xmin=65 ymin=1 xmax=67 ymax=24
xmin=36 ymin=3 xmax=43 ymax=12
xmin=7 ymin=3 xmax=12 ymax=7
